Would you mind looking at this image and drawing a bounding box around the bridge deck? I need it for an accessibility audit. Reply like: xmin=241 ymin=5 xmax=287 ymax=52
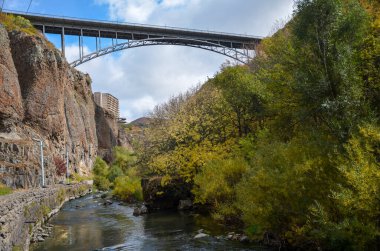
xmin=3 ymin=11 xmax=261 ymax=49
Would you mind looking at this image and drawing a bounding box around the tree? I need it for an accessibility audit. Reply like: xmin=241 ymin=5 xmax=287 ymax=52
xmin=213 ymin=65 xmax=265 ymax=136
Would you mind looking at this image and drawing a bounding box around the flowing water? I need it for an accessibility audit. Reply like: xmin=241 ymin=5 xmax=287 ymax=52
xmin=31 ymin=194 xmax=269 ymax=251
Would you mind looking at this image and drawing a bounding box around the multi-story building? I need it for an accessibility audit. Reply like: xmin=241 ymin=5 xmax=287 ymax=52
xmin=94 ymin=92 xmax=120 ymax=118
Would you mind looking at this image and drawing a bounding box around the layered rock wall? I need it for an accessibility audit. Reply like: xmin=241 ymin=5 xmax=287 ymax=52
xmin=95 ymin=105 xmax=118 ymax=162
xmin=0 ymin=25 xmax=98 ymax=188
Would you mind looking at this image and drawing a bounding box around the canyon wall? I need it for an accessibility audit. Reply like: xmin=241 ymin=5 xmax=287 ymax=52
xmin=0 ymin=25 xmax=98 ymax=188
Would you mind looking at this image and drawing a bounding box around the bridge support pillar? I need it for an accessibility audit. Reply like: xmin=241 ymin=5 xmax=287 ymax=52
xmin=61 ymin=27 xmax=65 ymax=57
xmin=79 ymin=29 xmax=83 ymax=60
xmin=98 ymin=30 xmax=101 ymax=50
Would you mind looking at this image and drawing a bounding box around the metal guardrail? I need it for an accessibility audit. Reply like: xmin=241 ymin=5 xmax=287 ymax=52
xmin=2 ymin=9 xmax=264 ymax=40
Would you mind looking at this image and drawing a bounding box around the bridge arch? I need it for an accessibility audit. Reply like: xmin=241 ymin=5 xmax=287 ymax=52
xmin=70 ymin=37 xmax=254 ymax=67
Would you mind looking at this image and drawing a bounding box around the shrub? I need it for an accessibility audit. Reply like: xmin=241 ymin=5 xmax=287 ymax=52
xmin=107 ymin=165 xmax=124 ymax=183
xmin=0 ymin=13 xmax=40 ymax=36
xmin=298 ymin=124 xmax=380 ymax=250
xmin=54 ymin=156 xmax=66 ymax=176
xmin=71 ymin=173 xmax=93 ymax=183
xmin=0 ymin=183 xmax=12 ymax=196
xmin=112 ymin=167 xmax=143 ymax=202
xmin=94 ymin=175 xmax=110 ymax=191
xmin=113 ymin=146 xmax=136 ymax=173
xmin=92 ymin=157 xmax=109 ymax=177
xmin=193 ymin=157 xmax=248 ymax=223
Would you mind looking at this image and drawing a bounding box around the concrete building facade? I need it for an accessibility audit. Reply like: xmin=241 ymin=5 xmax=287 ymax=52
xmin=94 ymin=92 xmax=120 ymax=118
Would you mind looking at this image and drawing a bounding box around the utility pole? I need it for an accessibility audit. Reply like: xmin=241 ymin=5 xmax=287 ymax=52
xmin=33 ymin=138 xmax=45 ymax=187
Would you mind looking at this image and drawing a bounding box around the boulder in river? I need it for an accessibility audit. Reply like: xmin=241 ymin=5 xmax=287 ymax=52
xmin=194 ymin=233 xmax=209 ymax=239
xmin=103 ymin=200 xmax=113 ymax=206
xmin=133 ymin=205 xmax=148 ymax=216
xmin=177 ymin=199 xmax=193 ymax=210
xmin=141 ymin=177 xmax=193 ymax=210
xmin=239 ymin=235 xmax=249 ymax=243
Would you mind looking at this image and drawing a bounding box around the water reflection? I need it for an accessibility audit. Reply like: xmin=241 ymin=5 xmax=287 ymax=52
xmin=31 ymin=195 xmax=268 ymax=251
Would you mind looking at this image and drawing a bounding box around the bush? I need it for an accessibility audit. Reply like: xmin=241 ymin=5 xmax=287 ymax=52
xmin=0 ymin=13 xmax=39 ymax=36
xmin=94 ymin=175 xmax=110 ymax=191
xmin=93 ymin=157 xmax=109 ymax=177
xmin=112 ymin=167 xmax=143 ymax=202
xmin=298 ymin=124 xmax=380 ymax=250
xmin=71 ymin=173 xmax=93 ymax=183
xmin=193 ymin=157 xmax=248 ymax=223
xmin=54 ymin=156 xmax=66 ymax=176
xmin=107 ymin=165 xmax=124 ymax=183
xmin=0 ymin=183 xmax=12 ymax=196
xmin=113 ymin=146 xmax=136 ymax=173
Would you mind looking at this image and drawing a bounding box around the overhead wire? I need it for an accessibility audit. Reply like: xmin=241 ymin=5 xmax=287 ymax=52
xmin=26 ymin=0 xmax=32 ymax=13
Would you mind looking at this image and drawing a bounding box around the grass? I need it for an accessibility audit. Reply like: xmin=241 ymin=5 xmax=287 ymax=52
xmin=72 ymin=173 xmax=94 ymax=183
xmin=0 ymin=183 xmax=12 ymax=196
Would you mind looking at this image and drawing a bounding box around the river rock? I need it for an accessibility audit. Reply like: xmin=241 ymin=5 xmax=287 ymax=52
xmin=133 ymin=205 xmax=148 ymax=216
xmin=194 ymin=233 xmax=209 ymax=239
xmin=83 ymin=180 xmax=93 ymax=185
xmin=240 ymin=235 xmax=249 ymax=243
xmin=41 ymin=233 xmax=49 ymax=238
xmin=103 ymin=199 xmax=113 ymax=206
xmin=177 ymin=199 xmax=192 ymax=210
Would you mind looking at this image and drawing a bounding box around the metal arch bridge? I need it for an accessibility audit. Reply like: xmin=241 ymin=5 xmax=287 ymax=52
xmin=3 ymin=11 xmax=263 ymax=67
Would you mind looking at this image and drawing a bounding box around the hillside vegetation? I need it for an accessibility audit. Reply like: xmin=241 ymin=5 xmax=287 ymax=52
xmin=132 ymin=0 xmax=380 ymax=249
xmin=0 ymin=13 xmax=39 ymax=36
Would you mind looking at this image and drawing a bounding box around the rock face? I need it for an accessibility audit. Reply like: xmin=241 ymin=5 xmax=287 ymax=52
xmin=0 ymin=25 xmax=98 ymax=188
xmin=0 ymin=26 xmax=23 ymax=124
xmin=95 ymin=105 xmax=118 ymax=162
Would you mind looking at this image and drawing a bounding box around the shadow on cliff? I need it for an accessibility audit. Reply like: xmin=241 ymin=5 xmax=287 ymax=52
xmin=95 ymin=104 xmax=118 ymax=163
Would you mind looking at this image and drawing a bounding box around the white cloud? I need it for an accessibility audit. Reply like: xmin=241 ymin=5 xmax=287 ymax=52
xmin=77 ymin=0 xmax=294 ymax=121
xmin=96 ymin=0 xmax=157 ymax=23
xmin=161 ymin=0 xmax=189 ymax=8
xmin=67 ymin=44 xmax=223 ymax=121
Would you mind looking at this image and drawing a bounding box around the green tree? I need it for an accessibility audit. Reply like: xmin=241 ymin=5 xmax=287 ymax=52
xmin=113 ymin=146 xmax=136 ymax=174
xmin=213 ymin=65 xmax=265 ymax=136
xmin=93 ymin=157 xmax=109 ymax=177
xmin=107 ymin=165 xmax=124 ymax=182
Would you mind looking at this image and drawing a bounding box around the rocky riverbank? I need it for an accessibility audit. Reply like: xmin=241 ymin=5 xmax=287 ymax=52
xmin=0 ymin=183 xmax=92 ymax=251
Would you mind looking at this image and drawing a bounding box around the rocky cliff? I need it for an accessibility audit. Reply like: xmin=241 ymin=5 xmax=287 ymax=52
xmin=0 ymin=24 xmax=98 ymax=188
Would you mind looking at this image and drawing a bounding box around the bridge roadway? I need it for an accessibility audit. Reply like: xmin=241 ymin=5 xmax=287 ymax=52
xmin=3 ymin=11 xmax=262 ymax=66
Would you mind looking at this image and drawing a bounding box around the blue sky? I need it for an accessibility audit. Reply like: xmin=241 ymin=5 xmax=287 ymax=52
xmin=2 ymin=0 xmax=294 ymax=121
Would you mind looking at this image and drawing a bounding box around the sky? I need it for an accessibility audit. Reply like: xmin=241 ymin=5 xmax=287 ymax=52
xmin=2 ymin=0 xmax=295 ymax=121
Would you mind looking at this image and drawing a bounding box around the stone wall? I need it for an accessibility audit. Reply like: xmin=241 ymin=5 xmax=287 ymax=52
xmin=0 ymin=183 xmax=92 ymax=251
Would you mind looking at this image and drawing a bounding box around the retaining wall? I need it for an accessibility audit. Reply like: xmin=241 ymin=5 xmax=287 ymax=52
xmin=0 ymin=183 xmax=92 ymax=251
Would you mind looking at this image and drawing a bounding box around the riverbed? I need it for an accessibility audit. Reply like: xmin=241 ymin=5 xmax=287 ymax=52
xmin=30 ymin=194 xmax=269 ymax=251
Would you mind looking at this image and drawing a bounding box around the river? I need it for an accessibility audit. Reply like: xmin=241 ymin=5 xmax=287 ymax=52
xmin=30 ymin=194 xmax=269 ymax=251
